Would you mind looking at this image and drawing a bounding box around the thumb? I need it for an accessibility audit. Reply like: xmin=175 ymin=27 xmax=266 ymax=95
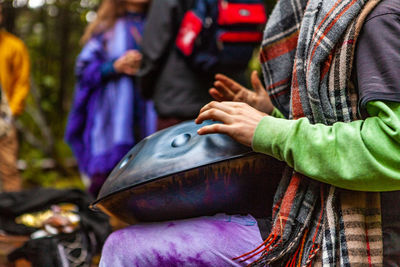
xmin=251 ymin=71 xmax=265 ymax=94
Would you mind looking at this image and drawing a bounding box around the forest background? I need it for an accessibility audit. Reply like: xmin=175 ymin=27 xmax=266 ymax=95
xmin=1 ymin=0 xmax=277 ymax=189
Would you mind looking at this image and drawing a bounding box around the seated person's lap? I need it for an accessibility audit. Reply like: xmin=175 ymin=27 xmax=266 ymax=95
xmin=100 ymin=214 xmax=263 ymax=267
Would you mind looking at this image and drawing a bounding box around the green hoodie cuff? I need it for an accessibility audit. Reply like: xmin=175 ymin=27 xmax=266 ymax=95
xmin=270 ymin=107 xmax=285 ymax=119
xmin=251 ymin=116 xmax=296 ymax=159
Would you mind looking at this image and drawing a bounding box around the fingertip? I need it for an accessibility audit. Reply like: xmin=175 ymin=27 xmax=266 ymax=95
xmin=209 ymin=87 xmax=217 ymax=93
xmin=195 ymin=113 xmax=206 ymax=123
xmin=208 ymin=88 xmax=217 ymax=97
xmin=215 ymin=73 xmax=226 ymax=80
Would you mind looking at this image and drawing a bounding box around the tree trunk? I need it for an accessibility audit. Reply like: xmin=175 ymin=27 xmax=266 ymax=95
xmin=3 ymin=0 xmax=17 ymax=33
xmin=57 ymin=3 xmax=72 ymax=117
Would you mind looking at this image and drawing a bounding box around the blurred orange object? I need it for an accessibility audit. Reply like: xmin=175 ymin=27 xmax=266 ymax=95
xmin=0 ymin=234 xmax=29 ymax=267
xmin=15 ymin=259 xmax=31 ymax=267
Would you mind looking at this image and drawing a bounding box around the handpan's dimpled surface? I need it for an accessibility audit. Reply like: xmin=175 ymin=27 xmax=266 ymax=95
xmin=92 ymin=120 xmax=284 ymax=224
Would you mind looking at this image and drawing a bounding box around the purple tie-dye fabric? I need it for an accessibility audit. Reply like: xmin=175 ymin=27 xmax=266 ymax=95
xmin=65 ymin=13 xmax=157 ymax=179
xmin=100 ymin=214 xmax=264 ymax=267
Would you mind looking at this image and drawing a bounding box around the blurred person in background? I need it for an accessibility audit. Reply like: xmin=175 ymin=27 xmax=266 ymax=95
xmin=139 ymin=0 xmax=265 ymax=130
xmin=0 ymin=3 xmax=30 ymax=192
xmin=65 ymin=0 xmax=157 ymax=197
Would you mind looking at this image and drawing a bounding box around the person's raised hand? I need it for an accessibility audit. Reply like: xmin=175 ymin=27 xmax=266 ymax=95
xmin=113 ymin=50 xmax=142 ymax=76
xmin=195 ymin=101 xmax=267 ymax=147
xmin=209 ymin=70 xmax=274 ymax=114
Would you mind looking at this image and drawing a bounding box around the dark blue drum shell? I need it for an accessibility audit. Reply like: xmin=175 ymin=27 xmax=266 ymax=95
xmin=92 ymin=120 xmax=284 ymax=224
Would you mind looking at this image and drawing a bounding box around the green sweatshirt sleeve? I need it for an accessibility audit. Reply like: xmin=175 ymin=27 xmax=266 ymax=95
xmin=271 ymin=108 xmax=285 ymax=119
xmin=252 ymin=101 xmax=400 ymax=192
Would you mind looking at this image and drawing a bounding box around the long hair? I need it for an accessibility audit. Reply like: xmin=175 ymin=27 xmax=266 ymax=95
xmin=80 ymin=0 xmax=126 ymax=45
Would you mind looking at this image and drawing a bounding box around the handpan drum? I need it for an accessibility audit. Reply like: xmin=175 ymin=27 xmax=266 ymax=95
xmin=92 ymin=120 xmax=285 ymax=224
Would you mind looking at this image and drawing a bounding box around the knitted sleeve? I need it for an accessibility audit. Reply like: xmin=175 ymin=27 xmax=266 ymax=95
xmin=252 ymin=100 xmax=400 ymax=192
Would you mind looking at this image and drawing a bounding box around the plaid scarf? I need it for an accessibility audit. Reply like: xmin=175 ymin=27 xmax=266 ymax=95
xmin=235 ymin=0 xmax=384 ymax=266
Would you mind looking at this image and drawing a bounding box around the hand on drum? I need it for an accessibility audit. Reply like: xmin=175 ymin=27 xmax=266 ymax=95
xmin=209 ymin=70 xmax=274 ymax=115
xmin=195 ymin=101 xmax=267 ymax=147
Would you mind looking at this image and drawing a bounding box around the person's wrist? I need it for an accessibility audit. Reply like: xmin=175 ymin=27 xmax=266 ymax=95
xmin=266 ymin=105 xmax=274 ymax=115
xmin=255 ymin=102 xmax=274 ymax=115
xmin=113 ymin=61 xmax=121 ymax=73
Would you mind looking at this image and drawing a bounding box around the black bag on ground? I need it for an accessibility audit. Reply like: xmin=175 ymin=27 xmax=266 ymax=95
xmin=0 ymin=188 xmax=111 ymax=267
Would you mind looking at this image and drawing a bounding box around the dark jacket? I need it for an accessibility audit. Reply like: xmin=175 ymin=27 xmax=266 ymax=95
xmin=139 ymin=0 xmax=246 ymax=119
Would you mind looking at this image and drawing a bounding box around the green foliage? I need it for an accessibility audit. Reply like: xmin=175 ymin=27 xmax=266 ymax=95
xmin=23 ymin=167 xmax=85 ymax=190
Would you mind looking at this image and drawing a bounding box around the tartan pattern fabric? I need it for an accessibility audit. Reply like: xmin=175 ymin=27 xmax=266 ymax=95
xmin=259 ymin=0 xmax=308 ymax=118
xmin=236 ymin=0 xmax=384 ymax=266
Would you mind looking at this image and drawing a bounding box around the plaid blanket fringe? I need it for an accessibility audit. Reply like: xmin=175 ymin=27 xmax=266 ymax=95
xmin=234 ymin=0 xmax=383 ymax=266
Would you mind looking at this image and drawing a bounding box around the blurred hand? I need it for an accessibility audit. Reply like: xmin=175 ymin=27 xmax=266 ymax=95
xmin=209 ymin=71 xmax=275 ymax=115
xmin=113 ymin=50 xmax=142 ymax=76
xmin=195 ymin=101 xmax=267 ymax=147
